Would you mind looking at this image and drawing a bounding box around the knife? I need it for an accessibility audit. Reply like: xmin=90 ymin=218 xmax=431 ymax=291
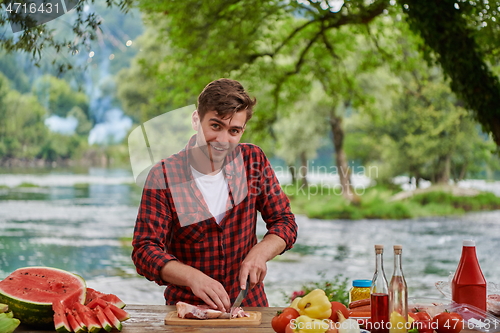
xmin=228 ymin=279 xmax=250 ymax=319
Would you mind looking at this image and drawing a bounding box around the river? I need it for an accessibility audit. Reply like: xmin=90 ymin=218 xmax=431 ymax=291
xmin=0 ymin=167 xmax=499 ymax=306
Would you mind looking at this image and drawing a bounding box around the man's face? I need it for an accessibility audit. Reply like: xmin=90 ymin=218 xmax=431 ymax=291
xmin=192 ymin=110 xmax=246 ymax=166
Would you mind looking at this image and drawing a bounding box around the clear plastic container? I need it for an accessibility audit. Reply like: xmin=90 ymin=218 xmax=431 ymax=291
xmin=408 ymin=297 xmax=500 ymax=333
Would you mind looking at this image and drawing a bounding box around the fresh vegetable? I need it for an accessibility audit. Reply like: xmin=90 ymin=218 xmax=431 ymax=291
xmin=272 ymin=307 xmax=300 ymax=333
xmin=298 ymin=289 xmax=332 ymax=319
xmin=326 ymin=320 xmax=339 ymax=333
xmin=285 ymin=320 xmax=296 ymax=333
xmin=0 ymin=266 xmax=86 ymax=326
xmin=433 ymin=311 xmax=464 ymax=333
xmin=294 ymin=315 xmax=331 ymax=333
xmin=291 ymin=297 xmax=303 ymax=311
xmin=338 ymin=310 xmax=361 ymax=333
xmin=329 ymin=301 xmax=349 ymax=322
xmin=409 ymin=310 xmax=432 ymax=333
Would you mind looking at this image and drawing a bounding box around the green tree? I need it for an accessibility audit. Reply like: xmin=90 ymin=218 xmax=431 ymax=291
xmin=399 ymin=0 xmax=500 ymax=149
xmin=32 ymin=75 xmax=89 ymax=118
xmin=273 ymin=83 xmax=329 ymax=187
xmin=0 ymin=74 xmax=50 ymax=159
xmin=348 ymin=61 xmax=496 ymax=186
xmin=116 ymin=28 xmax=169 ymax=123
xmin=2 ymin=0 xmax=500 ymax=150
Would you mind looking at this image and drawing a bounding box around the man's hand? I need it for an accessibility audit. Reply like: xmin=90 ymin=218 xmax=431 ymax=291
xmin=239 ymin=234 xmax=286 ymax=290
xmin=188 ymin=272 xmax=231 ymax=312
xmin=160 ymin=261 xmax=231 ymax=312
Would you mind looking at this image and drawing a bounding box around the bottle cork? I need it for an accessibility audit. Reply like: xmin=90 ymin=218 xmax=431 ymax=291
xmin=394 ymin=244 xmax=402 ymax=254
xmin=375 ymin=244 xmax=384 ymax=254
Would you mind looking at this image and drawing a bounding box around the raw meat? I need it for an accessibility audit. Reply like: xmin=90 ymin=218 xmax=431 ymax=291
xmin=487 ymin=294 xmax=500 ymax=315
xmin=176 ymin=301 xmax=249 ymax=319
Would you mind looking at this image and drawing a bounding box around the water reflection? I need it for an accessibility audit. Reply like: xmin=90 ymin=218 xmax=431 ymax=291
xmin=0 ymin=169 xmax=499 ymax=306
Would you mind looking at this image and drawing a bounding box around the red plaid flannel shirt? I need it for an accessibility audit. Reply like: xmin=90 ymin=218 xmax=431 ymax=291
xmin=132 ymin=135 xmax=297 ymax=306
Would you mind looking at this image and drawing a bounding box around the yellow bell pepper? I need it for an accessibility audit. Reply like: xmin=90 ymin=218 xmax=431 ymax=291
xmin=292 ymin=315 xmax=331 ymax=333
xmin=297 ymin=289 xmax=332 ymax=319
xmin=290 ymin=297 xmax=302 ymax=311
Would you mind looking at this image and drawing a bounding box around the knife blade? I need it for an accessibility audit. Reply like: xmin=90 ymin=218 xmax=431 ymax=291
xmin=229 ymin=279 xmax=250 ymax=319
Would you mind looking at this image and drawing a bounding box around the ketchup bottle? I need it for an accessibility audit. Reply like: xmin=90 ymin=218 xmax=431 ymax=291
xmin=451 ymin=240 xmax=487 ymax=311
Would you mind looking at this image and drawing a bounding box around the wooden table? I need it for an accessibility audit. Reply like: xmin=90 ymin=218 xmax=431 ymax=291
xmin=15 ymin=305 xmax=278 ymax=333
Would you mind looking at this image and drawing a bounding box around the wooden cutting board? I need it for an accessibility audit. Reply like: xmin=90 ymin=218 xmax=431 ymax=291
xmin=164 ymin=311 xmax=262 ymax=326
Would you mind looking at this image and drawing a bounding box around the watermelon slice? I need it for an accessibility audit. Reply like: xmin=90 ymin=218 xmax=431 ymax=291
xmin=85 ymin=288 xmax=106 ymax=305
xmin=66 ymin=310 xmax=86 ymax=333
xmin=86 ymin=298 xmax=129 ymax=321
xmin=101 ymin=305 xmax=123 ymax=331
xmin=73 ymin=303 xmax=102 ymax=333
xmin=85 ymin=288 xmax=126 ymax=309
xmin=52 ymin=301 xmax=71 ymax=333
xmin=0 ymin=267 xmax=86 ymax=327
xmin=70 ymin=308 xmax=87 ymax=332
xmin=94 ymin=306 xmax=112 ymax=332
xmin=99 ymin=294 xmax=126 ymax=309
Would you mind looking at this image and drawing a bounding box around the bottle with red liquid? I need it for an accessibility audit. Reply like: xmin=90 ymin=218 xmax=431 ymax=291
xmin=452 ymin=240 xmax=487 ymax=311
xmin=371 ymin=244 xmax=389 ymax=333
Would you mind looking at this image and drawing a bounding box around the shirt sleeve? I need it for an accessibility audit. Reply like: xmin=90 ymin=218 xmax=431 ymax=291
xmin=253 ymin=147 xmax=298 ymax=253
xmin=131 ymin=165 xmax=177 ymax=286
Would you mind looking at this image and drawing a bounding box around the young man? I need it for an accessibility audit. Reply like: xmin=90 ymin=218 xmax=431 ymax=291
xmin=132 ymin=78 xmax=297 ymax=311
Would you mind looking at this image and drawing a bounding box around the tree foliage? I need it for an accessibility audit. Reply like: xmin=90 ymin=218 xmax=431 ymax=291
xmin=399 ymin=0 xmax=500 ymax=149
xmin=32 ymin=75 xmax=89 ymax=118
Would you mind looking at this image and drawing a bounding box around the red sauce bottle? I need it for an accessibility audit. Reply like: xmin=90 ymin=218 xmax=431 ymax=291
xmin=451 ymin=240 xmax=487 ymax=311
xmin=371 ymin=245 xmax=389 ymax=333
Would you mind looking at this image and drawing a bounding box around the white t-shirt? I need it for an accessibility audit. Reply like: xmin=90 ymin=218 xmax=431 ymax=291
xmin=190 ymin=166 xmax=229 ymax=224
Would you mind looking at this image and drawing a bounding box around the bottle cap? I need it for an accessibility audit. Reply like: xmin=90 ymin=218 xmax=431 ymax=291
xmin=394 ymin=245 xmax=403 ymax=250
xmin=463 ymin=240 xmax=475 ymax=247
xmin=353 ymin=279 xmax=372 ymax=288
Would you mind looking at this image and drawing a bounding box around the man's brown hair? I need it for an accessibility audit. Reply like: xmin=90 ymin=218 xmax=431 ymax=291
xmin=197 ymin=78 xmax=256 ymax=122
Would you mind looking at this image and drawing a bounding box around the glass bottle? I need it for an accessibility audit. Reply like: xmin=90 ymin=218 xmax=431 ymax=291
xmin=452 ymin=240 xmax=486 ymax=311
xmin=389 ymin=245 xmax=408 ymax=333
xmin=371 ymin=244 xmax=389 ymax=333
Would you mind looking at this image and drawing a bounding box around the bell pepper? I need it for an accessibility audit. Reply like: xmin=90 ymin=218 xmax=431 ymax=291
xmin=290 ymin=297 xmax=302 ymax=311
xmin=297 ymin=289 xmax=332 ymax=319
xmin=293 ymin=315 xmax=331 ymax=333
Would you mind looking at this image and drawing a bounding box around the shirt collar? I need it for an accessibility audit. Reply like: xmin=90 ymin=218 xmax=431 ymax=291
xmin=181 ymin=134 xmax=240 ymax=181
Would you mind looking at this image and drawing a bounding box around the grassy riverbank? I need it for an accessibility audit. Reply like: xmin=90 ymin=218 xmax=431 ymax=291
xmin=285 ymin=183 xmax=500 ymax=219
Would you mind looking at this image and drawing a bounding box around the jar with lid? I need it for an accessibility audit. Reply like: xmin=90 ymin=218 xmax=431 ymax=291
xmin=349 ymin=279 xmax=372 ymax=303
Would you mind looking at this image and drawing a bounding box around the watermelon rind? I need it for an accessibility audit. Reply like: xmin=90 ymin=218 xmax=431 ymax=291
xmin=0 ymin=267 xmax=86 ymax=327
xmin=87 ymin=298 xmax=130 ymax=322
xmin=94 ymin=306 xmax=112 ymax=332
xmin=52 ymin=301 xmax=71 ymax=333
xmin=74 ymin=303 xmax=102 ymax=333
xmin=100 ymin=294 xmax=126 ymax=309
xmin=66 ymin=310 xmax=86 ymax=333
xmin=102 ymin=305 xmax=122 ymax=331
